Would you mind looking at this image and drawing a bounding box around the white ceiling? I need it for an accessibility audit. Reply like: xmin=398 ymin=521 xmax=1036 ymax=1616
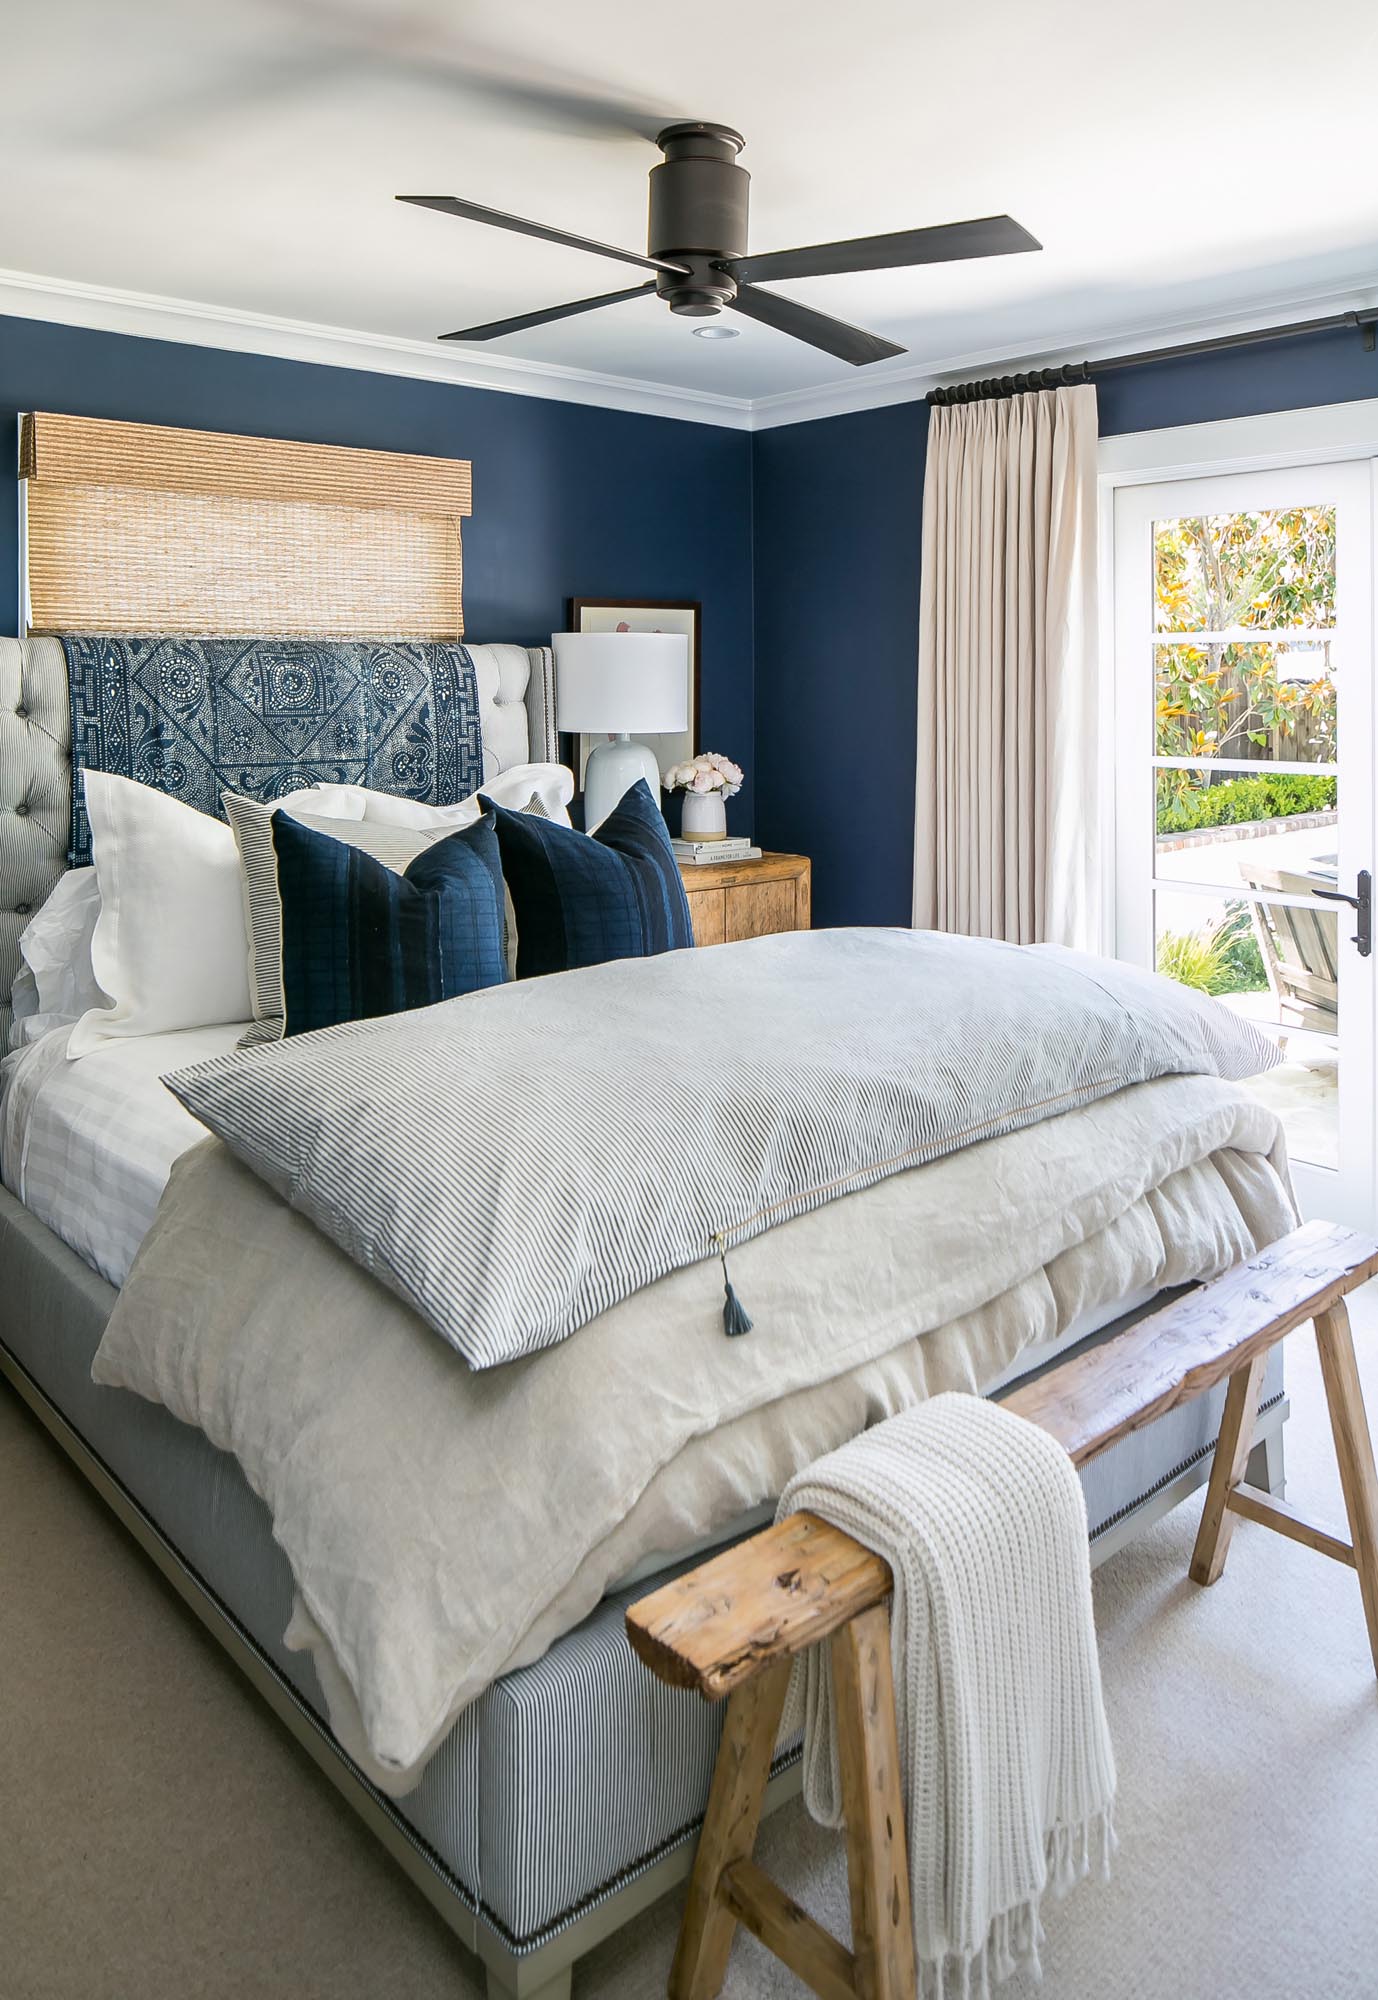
xmin=4 ymin=0 xmax=1377 ymax=410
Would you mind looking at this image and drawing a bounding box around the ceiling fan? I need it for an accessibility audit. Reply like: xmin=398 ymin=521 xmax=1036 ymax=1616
xmin=400 ymin=122 xmax=1041 ymax=368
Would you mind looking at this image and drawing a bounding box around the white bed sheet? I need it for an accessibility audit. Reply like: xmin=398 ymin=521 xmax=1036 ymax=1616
xmin=0 ymin=1023 xmax=245 ymax=1287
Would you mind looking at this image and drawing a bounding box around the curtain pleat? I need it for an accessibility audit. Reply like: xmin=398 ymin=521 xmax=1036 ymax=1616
xmin=913 ymin=384 xmax=1098 ymax=949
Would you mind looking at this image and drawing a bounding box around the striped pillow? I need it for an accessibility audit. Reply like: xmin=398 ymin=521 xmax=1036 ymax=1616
xmin=225 ymin=792 xmax=451 ymax=1045
xmin=271 ymin=811 xmax=507 ymax=1035
xmin=486 ymin=779 xmax=694 ymax=978
xmin=226 ymin=789 xmax=552 ymax=1044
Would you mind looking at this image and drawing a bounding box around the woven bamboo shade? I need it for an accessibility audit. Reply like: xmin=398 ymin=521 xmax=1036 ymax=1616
xmin=21 ymin=413 xmax=471 ymax=639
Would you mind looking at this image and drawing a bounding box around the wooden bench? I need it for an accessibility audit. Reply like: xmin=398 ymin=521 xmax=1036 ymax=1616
xmin=626 ymin=1220 xmax=1378 ymax=2000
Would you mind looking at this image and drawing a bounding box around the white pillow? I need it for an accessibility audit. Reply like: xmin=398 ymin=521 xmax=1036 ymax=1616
xmin=309 ymin=763 xmax=575 ymax=831
xmin=66 ymin=773 xmax=362 ymax=1059
xmin=9 ymin=867 xmax=107 ymax=1050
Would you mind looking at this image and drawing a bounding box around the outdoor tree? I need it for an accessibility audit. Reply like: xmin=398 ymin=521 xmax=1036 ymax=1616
xmin=1152 ymin=506 xmax=1338 ymax=999
xmin=1154 ymin=507 xmax=1337 ymax=786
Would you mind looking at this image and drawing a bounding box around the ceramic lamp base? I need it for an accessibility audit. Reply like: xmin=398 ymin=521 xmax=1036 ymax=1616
xmin=584 ymin=734 xmax=663 ymax=832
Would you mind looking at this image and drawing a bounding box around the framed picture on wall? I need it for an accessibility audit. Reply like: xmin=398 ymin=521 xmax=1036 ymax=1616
xmin=566 ymin=598 xmax=700 ymax=790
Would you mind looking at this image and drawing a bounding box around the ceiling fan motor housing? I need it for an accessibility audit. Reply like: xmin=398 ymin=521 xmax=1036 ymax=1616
xmin=649 ymin=123 xmax=749 ymax=316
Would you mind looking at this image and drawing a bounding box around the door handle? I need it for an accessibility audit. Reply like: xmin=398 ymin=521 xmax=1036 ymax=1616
xmin=1314 ymin=868 xmax=1372 ymax=958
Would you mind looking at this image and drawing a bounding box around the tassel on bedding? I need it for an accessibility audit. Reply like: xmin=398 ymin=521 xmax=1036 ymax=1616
xmin=714 ymin=1236 xmax=754 ymax=1337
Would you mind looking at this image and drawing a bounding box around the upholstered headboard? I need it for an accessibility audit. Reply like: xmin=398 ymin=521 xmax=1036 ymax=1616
xmin=0 ymin=636 xmax=557 ymax=1046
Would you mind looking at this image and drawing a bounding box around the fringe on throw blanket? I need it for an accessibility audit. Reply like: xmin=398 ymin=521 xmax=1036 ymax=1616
xmin=779 ymin=1393 xmax=1117 ymax=1998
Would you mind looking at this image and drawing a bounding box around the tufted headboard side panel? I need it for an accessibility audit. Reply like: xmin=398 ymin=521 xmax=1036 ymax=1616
xmin=473 ymin=642 xmax=558 ymax=776
xmin=0 ymin=637 xmax=558 ymax=1050
xmin=0 ymin=638 xmax=72 ymax=1048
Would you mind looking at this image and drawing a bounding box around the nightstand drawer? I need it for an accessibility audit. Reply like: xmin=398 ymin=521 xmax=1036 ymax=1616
xmin=726 ymin=879 xmax=797 ymax=940
xmin=684 ymin=887 xmax=726 ymax=947
xmin=680 ymin=853 xmax=810 ymax=948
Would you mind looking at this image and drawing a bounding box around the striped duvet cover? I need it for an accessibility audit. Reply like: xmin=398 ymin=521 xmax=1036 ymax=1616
xmin=160 ymin=928 xmax=1280 ymax=1369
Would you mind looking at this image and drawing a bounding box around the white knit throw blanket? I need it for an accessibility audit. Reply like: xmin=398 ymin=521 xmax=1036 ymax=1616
xmin=779 ymin=1393 xmax=1117 ymax=1999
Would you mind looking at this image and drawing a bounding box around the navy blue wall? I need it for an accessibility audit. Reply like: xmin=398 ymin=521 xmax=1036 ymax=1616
xmin=753 ymin=400 xmax=927 ymax=929
xmin=10 ymin=309 xmax=1377 ymax=902
xmin=0 ymin=314 xmax=756 ymax=828
xmin=753 ymin=325 xmax=1378 ymax=927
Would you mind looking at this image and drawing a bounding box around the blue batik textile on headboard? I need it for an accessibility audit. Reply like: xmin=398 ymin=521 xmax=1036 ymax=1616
xmin=62 ymin=635 xmax=484 ymax=865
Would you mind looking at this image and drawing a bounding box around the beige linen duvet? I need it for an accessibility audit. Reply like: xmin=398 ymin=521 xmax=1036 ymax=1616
xmin=93 ymin=1072 xmax=1291 ymax=1794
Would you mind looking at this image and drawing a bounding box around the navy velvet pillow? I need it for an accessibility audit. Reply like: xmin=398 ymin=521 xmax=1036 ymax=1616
xmin=271 ymin=809 xmax=507 ymax=1034
xmin=485 ymin=778 xmax=694 ymax=978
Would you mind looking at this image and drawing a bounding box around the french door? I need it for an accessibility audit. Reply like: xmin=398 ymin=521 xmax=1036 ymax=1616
xmin=1113 ymin=458 xmax=1376 ymax=1230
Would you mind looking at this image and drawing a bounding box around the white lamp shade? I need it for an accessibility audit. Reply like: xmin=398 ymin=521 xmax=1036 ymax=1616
xmin=553 ymin=631 xmax=689 ymax=735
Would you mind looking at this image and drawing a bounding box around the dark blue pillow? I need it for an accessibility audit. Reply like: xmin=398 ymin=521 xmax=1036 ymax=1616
xmin=485 ymin=778 xmax=694 ymax=978
xmin=271 ymin=809 xmax=507 ymax=1034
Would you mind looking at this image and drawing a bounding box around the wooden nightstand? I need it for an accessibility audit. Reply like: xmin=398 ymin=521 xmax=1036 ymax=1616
xmin=679 ymin=851 xmax=811 ymax=948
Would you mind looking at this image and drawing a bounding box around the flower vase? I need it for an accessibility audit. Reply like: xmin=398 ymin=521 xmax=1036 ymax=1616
xmin=680 ymin=789 xmax=727 ymax=841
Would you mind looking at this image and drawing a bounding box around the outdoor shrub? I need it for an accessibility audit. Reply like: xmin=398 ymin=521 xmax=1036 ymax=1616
xmin=1157 ymin=771 xmax=1336 ymax=835
xmin=1157 ymin=904 xmax=1268 ymax=998
xmin=1157 ymin=926 xmax=1235 ymax=994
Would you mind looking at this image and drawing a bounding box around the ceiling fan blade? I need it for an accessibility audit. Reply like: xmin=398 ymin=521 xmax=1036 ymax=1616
xmin=398 ymin=196 xmax=687 ymax=276
xmin=727 ymin=215 xmax=1041 ymax=285
xmin=727 ymin=285 xmax=905 ymax=367
xmin=423 ymin=62 xmax=669 ymax=142
xmin=440 ymin=282 xmax=658 ymax=342
xmin=281 ymin=0 xmax=672 ymax=140
xmin=53 ymin=8 xmax=669 ymax=156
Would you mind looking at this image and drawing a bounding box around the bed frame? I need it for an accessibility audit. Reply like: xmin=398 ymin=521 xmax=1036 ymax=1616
xmin=0 ymin=633 xmax=1290 ymax=2000
xmin=0 ymin=1265 xmax=1287 ymax=2000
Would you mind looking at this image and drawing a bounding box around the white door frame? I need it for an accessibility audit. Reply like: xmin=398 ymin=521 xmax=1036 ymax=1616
xmin=1098 ymin=398 xmax=1378 ymax=1230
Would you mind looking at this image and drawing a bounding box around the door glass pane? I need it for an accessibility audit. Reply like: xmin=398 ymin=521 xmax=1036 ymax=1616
xmin=1154 ymin=769 xmax=1339 ymax=890
xmin=1153 ymin=891 xmax=1339 ymax=1170
xmin=1153 ymin=506 xmax=1337 ymax=632
xmin=1154 ymin=640 xmax=1337 ymax=766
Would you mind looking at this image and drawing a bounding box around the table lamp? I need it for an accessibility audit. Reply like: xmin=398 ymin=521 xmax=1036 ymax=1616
xmin=553 ymin=631 xmax=689 ymax=831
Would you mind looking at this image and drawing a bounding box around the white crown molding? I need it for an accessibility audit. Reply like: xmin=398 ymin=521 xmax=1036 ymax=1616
xmin=747 ymin=274 xmax=1378 ymax=431
xmin=1 ymin=264 xmax=1375 ymax=438
xmin=0 ymin=266 xmax=757 ymax=431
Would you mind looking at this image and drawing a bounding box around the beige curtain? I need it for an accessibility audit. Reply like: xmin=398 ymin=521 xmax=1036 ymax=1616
xmin=913 ymin=383 xmax=1099 ymax=949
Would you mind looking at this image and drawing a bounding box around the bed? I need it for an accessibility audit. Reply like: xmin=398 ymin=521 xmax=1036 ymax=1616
xmin=0 ymin=631 xmax=1292 ymax=2000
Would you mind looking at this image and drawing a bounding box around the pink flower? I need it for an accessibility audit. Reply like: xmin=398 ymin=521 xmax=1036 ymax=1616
xmin=667 ymin=751 xmax=744 ymax=799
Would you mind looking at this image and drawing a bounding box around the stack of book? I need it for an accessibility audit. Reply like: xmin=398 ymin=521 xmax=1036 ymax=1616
xmin=673 ymin=836 xmax=762 ymax=866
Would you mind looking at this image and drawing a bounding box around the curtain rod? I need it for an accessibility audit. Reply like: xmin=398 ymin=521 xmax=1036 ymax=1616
xmin=926 ymin=304 xmax=1378 ymax=406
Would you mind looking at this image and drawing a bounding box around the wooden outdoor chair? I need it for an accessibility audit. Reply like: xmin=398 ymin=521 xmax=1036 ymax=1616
xmin=1240 ymin=862 xmax=1340 ymax=1035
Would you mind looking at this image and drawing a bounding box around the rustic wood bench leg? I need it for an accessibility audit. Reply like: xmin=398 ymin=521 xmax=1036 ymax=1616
xmin=1314 ymin=1301 xmax=1378 ymax=1677
xmin=833 ymin=1602 xmax=917 ymax=2000
xmin=669 ymin=1658 xmax=792 ymax=2000
xmin=1190 ymin=1353 xmax=1267 ymax=1587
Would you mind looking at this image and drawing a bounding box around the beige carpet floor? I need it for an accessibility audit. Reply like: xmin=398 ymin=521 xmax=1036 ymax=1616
xmin=3 ymin=1289 xmax=1378 ymax=1999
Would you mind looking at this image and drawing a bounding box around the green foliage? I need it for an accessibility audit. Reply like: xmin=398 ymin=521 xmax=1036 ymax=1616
xmin=1155 ymin=771 xmax=1337 ymax=835
xmin=1154 ymin=506 xmax=1335 ymax=632
xmin=1157 ymin=925 xmax=1234 ymax=994
xmin=1157 ymin=904 xmax=1268 ymax=999
xmin=1213 ymin=902 xmax=1268 ymax=994
xmin=1155 ymin=642 xmax=1335 ymax=762
xmin=1154 ymin=507 xmax=1337 ymax=765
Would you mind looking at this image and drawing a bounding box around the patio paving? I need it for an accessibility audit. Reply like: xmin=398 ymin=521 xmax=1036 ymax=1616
xmin=1219 ymin=990 xmax=1338 ymax=1173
